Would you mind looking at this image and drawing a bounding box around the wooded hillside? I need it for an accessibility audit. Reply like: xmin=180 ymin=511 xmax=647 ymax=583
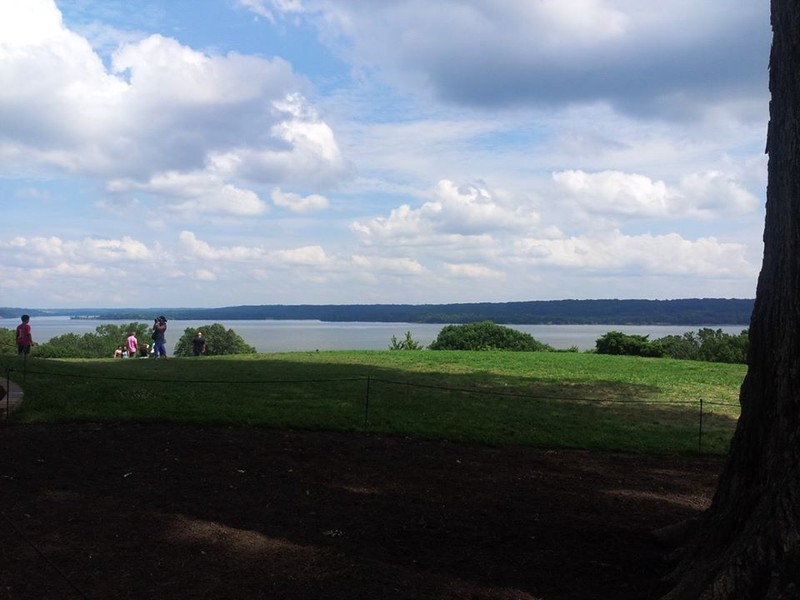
xmin=2 ymin=298 xmax=753 ymax=325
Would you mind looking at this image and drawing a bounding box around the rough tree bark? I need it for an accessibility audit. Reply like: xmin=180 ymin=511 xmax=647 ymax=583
xmin=662 ymin=1 xmax=800 ymax=598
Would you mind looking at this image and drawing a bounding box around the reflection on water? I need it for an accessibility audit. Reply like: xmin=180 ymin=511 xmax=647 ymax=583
xmin=4 ymin=316 xmax=747 ymax=353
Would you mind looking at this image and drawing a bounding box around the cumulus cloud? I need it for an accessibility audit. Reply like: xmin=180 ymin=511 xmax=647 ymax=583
xmin=351 ymin=179 xmax=539 ymax=243
xmin=178 ymin=231 xmax=331 ymax=268
xmin=444 ymin=263 xmax=504 ymax=279
xmin=554 ymin=170 xmax=671 ymax=218
xmin=0 ymin=234 xmax=153 ymax=302
xmin=271 ymin=189 xmax=330 ymax=213
xmin=210 ymin=94 xmax=347 ymax=188
xmin=553 ymin=169 xmax=759 ymax=220
xmin=2 ymin=235 xmax=152 ymax=264
xmin=514 ymin=229 xmax=757 ymax=277
xmin=258 ymin=0 xmax=769 ymax=120
xmin=109 ymin=171 xmax=269 ymax=216
xmin=270 ymin=245 xmax=330 ymax=266
xmin=178 ymin=231 xmax=266 ymax=261
xmin=0 ymin=1 xmax=764 ymax=306
xmin=677 ymin=170 xmax=760 ymax=216
xmin=352 ymin=255 xmax=426 ymax=275
xmin=0 ymin=0 xmax=346 ymax=214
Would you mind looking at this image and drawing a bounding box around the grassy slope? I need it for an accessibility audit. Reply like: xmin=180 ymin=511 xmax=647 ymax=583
xmin=2 ymin=351 xmax=744 ymax=455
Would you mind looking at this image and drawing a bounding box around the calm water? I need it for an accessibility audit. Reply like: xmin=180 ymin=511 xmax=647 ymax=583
xmin=4 ymin=316 xmax=748 ymax=353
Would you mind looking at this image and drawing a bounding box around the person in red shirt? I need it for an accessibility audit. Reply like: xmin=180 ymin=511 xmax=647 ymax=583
xmin=15 ymin=314 xmax=33 ymax=355
xmin=126 ymin=332 xmax=138 ymax=358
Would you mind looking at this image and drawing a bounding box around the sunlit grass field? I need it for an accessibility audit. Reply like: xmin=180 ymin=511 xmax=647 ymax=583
xmin=1 ymin=350 xmax=745 ymax=455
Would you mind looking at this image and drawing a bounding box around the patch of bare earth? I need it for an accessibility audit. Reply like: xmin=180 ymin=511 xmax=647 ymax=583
xmin=0 ymin=424 xmax=722 ymax=599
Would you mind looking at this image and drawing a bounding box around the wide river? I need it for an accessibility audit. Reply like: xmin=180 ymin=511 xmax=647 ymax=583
xmin=11 ymin=316 xmax=748 ymax=353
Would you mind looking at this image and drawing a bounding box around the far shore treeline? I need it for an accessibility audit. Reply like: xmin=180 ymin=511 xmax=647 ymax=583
xmin=0 ymin=298 xmax=753 ymax=325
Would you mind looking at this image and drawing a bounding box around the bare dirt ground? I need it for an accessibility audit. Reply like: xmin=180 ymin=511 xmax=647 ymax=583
xmin=0 ymin=423 xmax=723 ymax=599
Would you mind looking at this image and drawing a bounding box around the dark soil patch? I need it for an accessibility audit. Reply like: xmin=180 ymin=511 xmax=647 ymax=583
xmin=0 ymin=424 xmax=723 ymax=599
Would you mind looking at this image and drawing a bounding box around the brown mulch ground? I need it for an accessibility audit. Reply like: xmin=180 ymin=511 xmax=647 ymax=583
xmin=0 ymin=423 xmax=723 ymax=599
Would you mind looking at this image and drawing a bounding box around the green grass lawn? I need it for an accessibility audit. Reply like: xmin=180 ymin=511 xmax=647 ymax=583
xmin=1 ymin=350 xmax=745 ymax=455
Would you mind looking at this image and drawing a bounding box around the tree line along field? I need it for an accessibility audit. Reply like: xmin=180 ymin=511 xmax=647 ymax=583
xmin=0 ymin=297 xmax=754 ymax=324
xmin=1 ymin=320 xmax=748 ymax=365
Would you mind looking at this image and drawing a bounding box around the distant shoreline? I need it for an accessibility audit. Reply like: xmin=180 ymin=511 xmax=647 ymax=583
xmin=1 ymin=298 xmax=754 ymax=326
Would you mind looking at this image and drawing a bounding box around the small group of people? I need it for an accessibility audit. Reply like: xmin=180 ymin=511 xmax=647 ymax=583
xmin=113 ymin=332 xmax=151 ymax=359
xmin=14 ymin=313 xmax=208 ymax=359
xmin=113 ymin=317 xmax=206 ymax=359
xmin=111 ymin=317 xmax=167 ymax=359
xmin=117 ymin=316 xmax=169 ymax=359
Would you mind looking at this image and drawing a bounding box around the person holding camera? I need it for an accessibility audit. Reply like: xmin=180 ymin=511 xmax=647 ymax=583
xmin=152 ymin=316 xmax=168 ymax=359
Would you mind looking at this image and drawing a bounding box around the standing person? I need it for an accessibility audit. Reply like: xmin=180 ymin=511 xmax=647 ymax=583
xmin=126 ymin=331 xmax=138 ymax=359
xmin=152 ymin=316 xmax=168 ymax=359
xmin=191 ymin=331 xmax=207 ymax=356
xmin=15 ymin=314 xmax=33 ymax=356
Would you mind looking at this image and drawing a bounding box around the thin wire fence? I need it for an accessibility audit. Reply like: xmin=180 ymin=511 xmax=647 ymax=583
xmin=4 ymin=366 xmax=737 ymax=455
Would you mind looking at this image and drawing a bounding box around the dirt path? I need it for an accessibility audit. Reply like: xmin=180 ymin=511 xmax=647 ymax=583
xmin=0 ymin=423 xmax=723 ymax=599
xmin=0 ymin=378 xmax=23 ymax=420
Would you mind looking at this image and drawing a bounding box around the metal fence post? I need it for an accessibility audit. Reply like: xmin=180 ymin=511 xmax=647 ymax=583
xmin=4 ymin=368 xmax=11 ymax=422
xmin=698 ymin=397 xmax=704 ymax=454
xmin=363 ymin=375 xmax=371 ymax=431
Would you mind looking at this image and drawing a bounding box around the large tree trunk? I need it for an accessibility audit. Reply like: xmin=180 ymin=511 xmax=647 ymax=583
xmin=662 ymin=1 xmax=800 ymax=598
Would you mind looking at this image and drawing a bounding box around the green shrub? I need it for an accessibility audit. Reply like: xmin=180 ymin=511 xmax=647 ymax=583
xmin=597 ymin=328 xmax=749 ymax=364
xmin=36 ymin=322 xmax=151 ymax=358
xmin=389 ymin=331 xmax=423 ymax=350
xmin=0 ymin=328 xmax=16 ymax=355
xmin=655 ymin=328 xmax=748 ymax=364
xmin=173 ymin=323 xmax=257 ymax=357
xmin=595 ymin=331 xmax=663 ymax=357
xmin=429 ymin=321 xmax=553 ymax=351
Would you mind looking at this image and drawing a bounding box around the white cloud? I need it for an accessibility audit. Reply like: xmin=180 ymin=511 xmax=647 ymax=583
xmin=0 ymin=1 xmax=765 ymax=307
xmin=213 ymin=94 xmax=347 ymax=188
xmin=0 ymin=1 xmax=346 ymax=216
xmin=677 ymin=170 xmax=760 ymax=217
xmin=178 ymin=231 xmax=266 ymax=261
xmin=0 ymin=0 xmax=65 ymax=46
xmin=178 ymin=231 xmax=330 ymax=268
xmin=271 ymin=189 xmax=330 ymax=213
xmin=444 ymin=263 xmax=504 ymax=279
xmin=352 ymin=255 xmax=425 ymax=275
xmin=236 ymin=0 xmax=306 ymax=21
xmin=109 ymin=171 xmax=268 ymax=216
xmin=553 ymin=169 xmax=759 ymax=220
xmin=269 ymin=245 xmax=330 ymax=266
xmin=554 ymin=170 xmax=671 ymax=218
xmin=81 ymin=236 xmax=152 ymax=261
xmin=351 ymin=179 xmax=539 ymax=243
xmin=514 ymin=230 xmax=757 ymax=277
xmin=2 ymin=235 xmax=152 ymax=264
xmin=263 ymin=0 xmax=768 ymax=120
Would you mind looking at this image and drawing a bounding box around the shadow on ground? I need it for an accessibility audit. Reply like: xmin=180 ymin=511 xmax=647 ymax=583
xmin=0 ymin=423 xmax=723 ymax=599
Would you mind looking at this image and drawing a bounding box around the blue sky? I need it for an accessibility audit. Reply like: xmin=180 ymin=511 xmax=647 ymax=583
xmin=0 ymin=0 xmax=770 ymax=308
